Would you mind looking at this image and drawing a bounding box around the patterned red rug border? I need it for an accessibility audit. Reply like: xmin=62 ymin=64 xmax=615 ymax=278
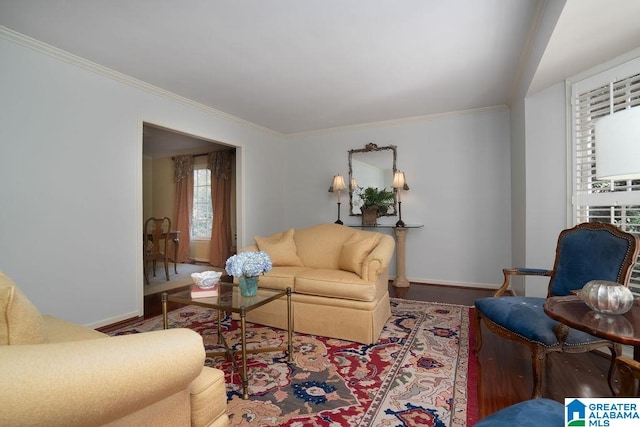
xmin=467 ymin=306 xmax=479 ymax=425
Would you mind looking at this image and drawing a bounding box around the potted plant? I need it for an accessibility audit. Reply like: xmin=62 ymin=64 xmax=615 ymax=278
xmin=357 ymin=187 xmax=394 ymax=226
xmin=225 ymin=251 xmax=273 ymax=296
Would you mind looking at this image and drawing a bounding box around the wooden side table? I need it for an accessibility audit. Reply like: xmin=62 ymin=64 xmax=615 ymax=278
xmin=348 ymin=224 xmax=423 ymax=288
xmin=544 ymin=295 xmax=640 ymax=361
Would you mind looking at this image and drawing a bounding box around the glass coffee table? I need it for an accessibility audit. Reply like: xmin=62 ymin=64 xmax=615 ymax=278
xmin=162 ymin=283 xmax=292 ymax=399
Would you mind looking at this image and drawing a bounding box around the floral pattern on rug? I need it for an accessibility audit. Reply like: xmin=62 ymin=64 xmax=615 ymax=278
xmin=110 ymin=298 xmax=477 ymax=426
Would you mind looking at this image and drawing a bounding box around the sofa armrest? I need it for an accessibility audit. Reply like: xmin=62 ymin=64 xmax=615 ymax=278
xmin=0 ymin=328 xmax=206 ymax=426
xmin=361 ymin=234 xmax=396 ymax=282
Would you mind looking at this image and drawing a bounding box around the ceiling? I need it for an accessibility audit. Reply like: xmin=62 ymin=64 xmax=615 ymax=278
xmin=142 ymin=124 xmax=227 ymax=158
xmin=1 ymin=0 xmax=640 ymax=137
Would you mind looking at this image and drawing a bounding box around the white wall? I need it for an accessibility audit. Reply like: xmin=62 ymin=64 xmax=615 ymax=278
xmin=524 ymin=82 xmax=568 ymax=297
xmin=0 ymin=33 xmax=284 ymax=327
xmin=284 ymin=109 xmax=512 ymax=287
xmin=508 ymin=0 xmax=567 ymax=295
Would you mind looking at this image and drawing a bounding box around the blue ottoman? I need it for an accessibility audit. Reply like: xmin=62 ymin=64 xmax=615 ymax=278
xmin=475 ymin=398 xmax=564 ymax=426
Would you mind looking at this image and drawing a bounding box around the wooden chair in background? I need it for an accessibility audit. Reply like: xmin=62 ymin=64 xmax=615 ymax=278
xmin=143 ymin=217 xmax=171 ymax=285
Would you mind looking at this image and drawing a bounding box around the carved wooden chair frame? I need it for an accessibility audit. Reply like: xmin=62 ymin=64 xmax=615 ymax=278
xmin=474 ymin=222 xmax=640 ymax=398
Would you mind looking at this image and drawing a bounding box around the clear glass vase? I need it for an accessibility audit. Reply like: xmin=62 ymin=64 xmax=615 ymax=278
xmin=239 ymin=276 xmax=259 ymax=297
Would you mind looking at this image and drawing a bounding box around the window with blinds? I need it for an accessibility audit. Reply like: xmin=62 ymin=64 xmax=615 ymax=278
xmin=191 ymin=166 xmax=213 ymax=240
xmin=572 ymin=64 xmax=640 ymax=295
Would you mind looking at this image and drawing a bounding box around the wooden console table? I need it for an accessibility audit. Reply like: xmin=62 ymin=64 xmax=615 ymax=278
xmin=348 ymin=224 xmax=423 ymax=288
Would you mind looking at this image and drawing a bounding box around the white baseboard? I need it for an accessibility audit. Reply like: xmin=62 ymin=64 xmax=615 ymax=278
xmin=87 ymin=310 xmax=141 ymax=330
xmin=396 ymin=277 xmax=499 ymax=290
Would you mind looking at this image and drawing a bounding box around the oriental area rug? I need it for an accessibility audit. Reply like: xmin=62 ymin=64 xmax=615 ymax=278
xmin=110 ymin=298 xmax=479 ymax=426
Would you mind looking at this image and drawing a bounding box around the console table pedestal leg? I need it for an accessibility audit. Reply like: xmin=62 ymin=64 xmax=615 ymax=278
xmin=393 ymin=227 xmax=410 ymax=288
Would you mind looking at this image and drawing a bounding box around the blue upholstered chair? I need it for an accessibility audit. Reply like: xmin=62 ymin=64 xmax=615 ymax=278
xmin=474 ymin=356 xmax=640 ymax=426
xmin=475 ymin=398 xmax=565 ymax=426
xmin=475 ymin=222 xmax=639 ymax=398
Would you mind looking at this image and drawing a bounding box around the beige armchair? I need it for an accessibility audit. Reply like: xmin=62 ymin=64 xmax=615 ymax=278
xmin=0 ymin=271 xmax=229 ymax=427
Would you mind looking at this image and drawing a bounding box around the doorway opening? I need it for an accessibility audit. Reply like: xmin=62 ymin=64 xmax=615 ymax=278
xmin=142 ymin=123 xmax=237 ymax=309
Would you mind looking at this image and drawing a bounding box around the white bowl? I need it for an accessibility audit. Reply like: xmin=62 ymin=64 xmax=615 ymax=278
xmin=191 ymin=271 xmax=222 ymax=289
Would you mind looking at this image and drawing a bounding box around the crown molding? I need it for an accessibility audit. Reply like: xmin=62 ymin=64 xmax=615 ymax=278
xmin=285 ymin=105 xmax=509 ymax=139
xmin=0 ymin=25 xmax=283 ymax=138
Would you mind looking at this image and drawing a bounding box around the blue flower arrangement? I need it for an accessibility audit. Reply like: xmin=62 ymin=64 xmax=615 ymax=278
xmin=225 ymin=251 xmax=273 ymax=278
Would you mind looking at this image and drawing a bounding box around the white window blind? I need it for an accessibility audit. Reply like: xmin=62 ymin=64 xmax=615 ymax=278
xmin=571 ymin=59 xmax=640 ymax=295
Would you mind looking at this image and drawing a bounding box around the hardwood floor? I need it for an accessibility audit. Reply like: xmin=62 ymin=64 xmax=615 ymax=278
xmin=140 ymin=281 xmax=614 ymax=421
xmin=389 ymin=283 xmax=613 ymax=419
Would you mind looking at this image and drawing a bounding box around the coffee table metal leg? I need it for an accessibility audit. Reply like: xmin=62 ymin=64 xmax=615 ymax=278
xmin=287 ymin=287 xmax=293 ymax=362
xmin=162 ymin=292 xmax=168 ymax=329
xmin=172 ymin=237 xmax=179 ymax=274
xmin=240 ymin=308 xmax=249 ymax=399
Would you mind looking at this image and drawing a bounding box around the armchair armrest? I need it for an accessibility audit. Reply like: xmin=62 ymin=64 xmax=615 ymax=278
xmin=0 ymin=328 xmax=206 ymax=426
xmin=494 ymin=267 xmax=553 ymax=297
xmin=615 ymin=356 xmax=640 ymax=396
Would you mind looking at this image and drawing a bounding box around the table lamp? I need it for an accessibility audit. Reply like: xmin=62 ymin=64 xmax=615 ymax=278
xmin=393 ymin=171 xmax=409 ymax=227
xmin=595 ymin=106 xmax=640 ymax=183
xmin=328 ymin=174 xmax=346 ymax=224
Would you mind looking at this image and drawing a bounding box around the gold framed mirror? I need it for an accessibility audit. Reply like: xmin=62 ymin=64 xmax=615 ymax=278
xmin=348 ymin=143 xmax=398 ymax=216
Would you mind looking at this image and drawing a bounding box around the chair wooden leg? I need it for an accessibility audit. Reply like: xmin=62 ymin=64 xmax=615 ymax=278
xmin=143 ymin=261 xmax=149 ymax=285
xmin=474 ymin=310 xmax=484 ymax=352
xmin=531 ymin=347 xmax=546 ymax=399
xmin=607 ymin=344 xmax=622 ymax=395
xmin=163 ymin=259 xmax=169 ymax=281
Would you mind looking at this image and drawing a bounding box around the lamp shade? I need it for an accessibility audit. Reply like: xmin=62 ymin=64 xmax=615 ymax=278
xmin=392 ymin=171 xmax=405 ymax=189
xmin=392 ymin=171 xmax=410 ymax=191
xmin=595 ymin=107 xmax=640 ymax=181
xmin=331 ymin=175 xmax=346 ymax=192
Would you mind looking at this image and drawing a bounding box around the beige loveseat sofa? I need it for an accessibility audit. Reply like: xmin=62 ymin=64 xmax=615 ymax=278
xmin=0 ymin=271 xmax=229 ymax=427
xmin=241 ymin=223 xmax=395 ymax=344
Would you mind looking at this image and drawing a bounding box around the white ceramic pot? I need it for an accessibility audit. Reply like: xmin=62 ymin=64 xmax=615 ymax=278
xmin=191 ymin=271 xmax=222 ymax=289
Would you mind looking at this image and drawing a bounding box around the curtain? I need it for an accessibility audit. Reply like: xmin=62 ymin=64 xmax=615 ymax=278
xmin=208 ymin=150 xmax=234 ymax=267
xmin=173 ymin=156 xmax=194 ymax=263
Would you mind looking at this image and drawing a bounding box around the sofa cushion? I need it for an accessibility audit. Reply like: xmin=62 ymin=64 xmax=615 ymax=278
xmin=293 ymin=224 xmax=355 ymax=269
xmin=259 ymin=266 xmax=313 ymax=291
xmin=255 ymin=229 xmax=304 ymax=267
xmin=295 ymin=269 xmax=377 ymax=302
xmin=0 ymin=271 xmax=47 ymax=345
xmin=475 ymin=296 xmax=610 ymax=347
xmin=475 ymin=398 xmax=564 ymax=427
xmin=339 ymin=234 xmax=380 ymax=278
